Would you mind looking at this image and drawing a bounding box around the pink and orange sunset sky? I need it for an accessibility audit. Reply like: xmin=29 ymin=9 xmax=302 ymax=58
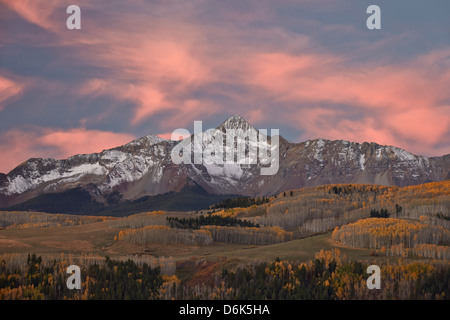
xmin=0 ymin=0 xmax=449 ymax=174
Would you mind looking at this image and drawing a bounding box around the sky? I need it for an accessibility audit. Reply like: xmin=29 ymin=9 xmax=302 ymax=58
xmin=0 ymin=0 xmax=449 ymax=174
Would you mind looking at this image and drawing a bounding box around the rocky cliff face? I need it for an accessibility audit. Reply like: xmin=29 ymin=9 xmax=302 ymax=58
xmin=0 ymin=115 xmax=448 ymax=208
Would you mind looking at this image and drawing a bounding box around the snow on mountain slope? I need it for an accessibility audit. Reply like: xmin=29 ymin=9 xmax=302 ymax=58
xmin=0 ymin=134 xmax=169 ymax=197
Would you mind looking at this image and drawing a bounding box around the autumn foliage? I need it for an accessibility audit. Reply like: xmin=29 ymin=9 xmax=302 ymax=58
xmin=331 ymin=218 xmax=450 ymax=249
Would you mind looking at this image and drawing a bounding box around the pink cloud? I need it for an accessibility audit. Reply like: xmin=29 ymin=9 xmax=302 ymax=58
xmin=72 ymin=18 xmax=214 ymax=125
xmin=0 ymin=127 xmax=135 ymax=174
xmin=0 ymin=75 xmax=24 ymax=110
xmin=245 ymin=50 xmax=450 ymax=156
xmin=296 ymin=111 xmax=399 ymax=146
xmin=2 ymin=0 xmax=214 ymax=127
xmin=246 ymin=51 xmax=449 ymax=111
xmin=162 ymin=99 xmax=222 ymax=130
xmin=0 ymin=0 xmax=61 ymax=32
xmin=2 ymin=0 xmax=449 ymax=159
xmin=79 ymin=79 xmax=168 ymax=125
xmin=157 ymin=132 xmax=189 ymax=141
xmin=385 ymin=107 xmax=450 ymax=146
xmin=290 ymin=105 xmax=450 ymax=157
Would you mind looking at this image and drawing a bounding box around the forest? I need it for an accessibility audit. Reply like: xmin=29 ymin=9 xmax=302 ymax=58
xmin=0 ymin=254 xmax=167 ymax=299
xmin=243 ymin=182 xmax=450 ymax=235
xmin=1 ymin=250 xmax=449 ymax=300
xmin=331 ymin=218 xmax=450 ymax=250
xmin=214 ymin=250 xmax=450 ymax=300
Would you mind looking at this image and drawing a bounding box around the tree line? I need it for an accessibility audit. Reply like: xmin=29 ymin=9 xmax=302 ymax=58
xmin=166 ymin=215 xmax=259 ymax=229
xmin=210 ymin=196 xmax=270 ymax=210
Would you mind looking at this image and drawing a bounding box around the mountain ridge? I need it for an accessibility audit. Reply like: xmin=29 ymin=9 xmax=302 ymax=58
xmin=0 ymin=115 xmax=449 ymax=210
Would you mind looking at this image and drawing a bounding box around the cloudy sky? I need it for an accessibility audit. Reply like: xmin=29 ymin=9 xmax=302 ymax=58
xmin=1 ymin=0 xmax=449 ymax=173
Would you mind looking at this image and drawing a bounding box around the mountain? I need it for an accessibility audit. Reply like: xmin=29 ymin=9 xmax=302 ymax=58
xmin=0 ymin=115 xmax=449 ymax=213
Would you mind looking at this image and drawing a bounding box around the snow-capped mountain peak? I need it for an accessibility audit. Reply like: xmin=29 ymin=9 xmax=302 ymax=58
xmin=0 ymin=115 xmax=448 ymax=209
xmin=217 ymin=114 xmax=256 ymax=132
